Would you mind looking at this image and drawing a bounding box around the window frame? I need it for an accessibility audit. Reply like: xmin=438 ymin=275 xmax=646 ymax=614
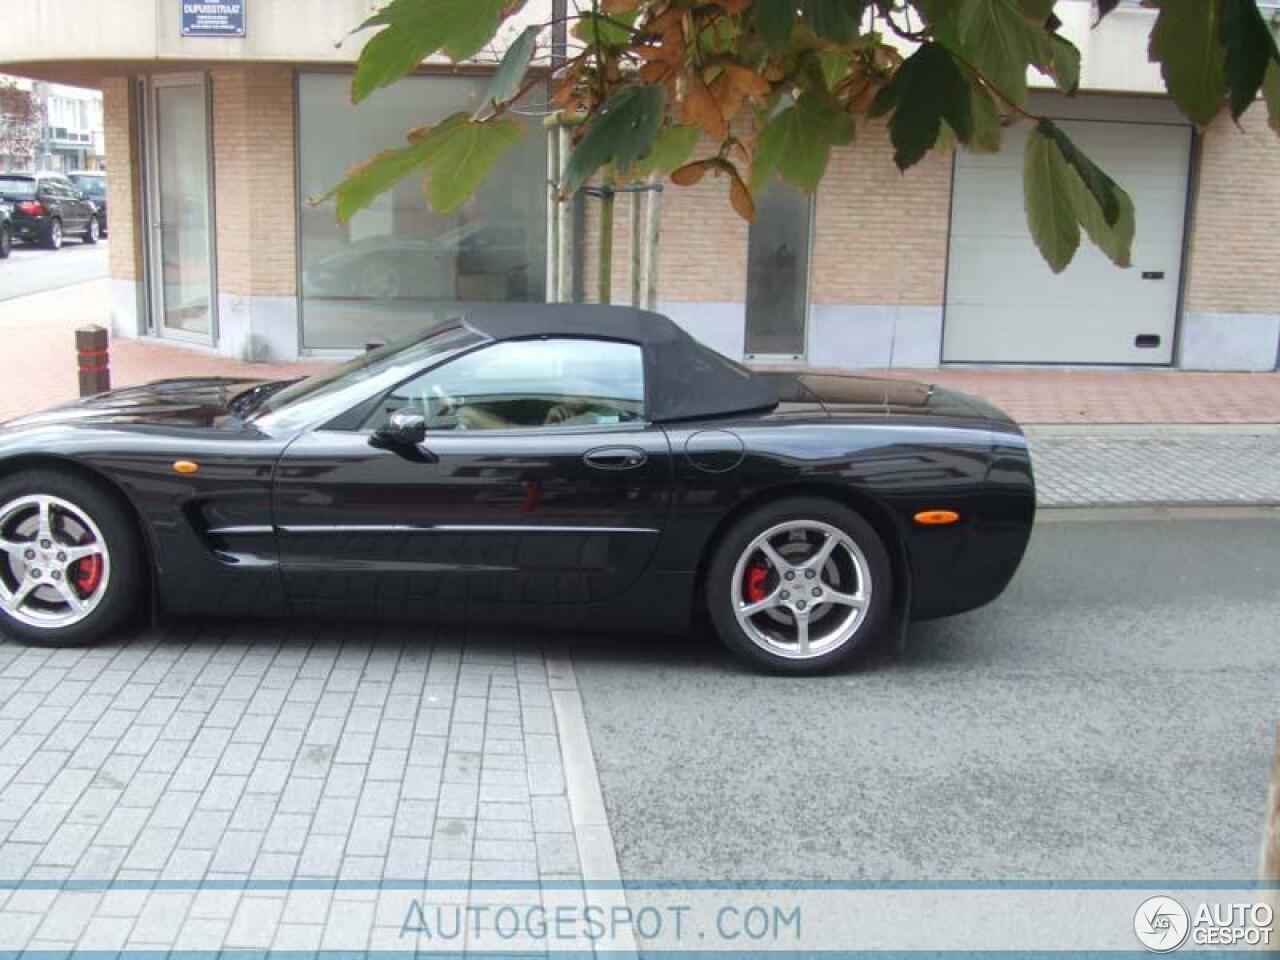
xmin=347 ymin=335 xmax=652 ymax=438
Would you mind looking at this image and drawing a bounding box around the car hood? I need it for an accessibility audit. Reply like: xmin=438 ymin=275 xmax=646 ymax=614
xmin=758 ymin=369 xmax=1018 ymax=427
xmin=1 ymin=377 xmax=267 ymax=430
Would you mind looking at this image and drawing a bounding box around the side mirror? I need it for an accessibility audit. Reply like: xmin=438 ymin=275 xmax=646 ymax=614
xmin=372 ymin=408 xmax=427 ymax=449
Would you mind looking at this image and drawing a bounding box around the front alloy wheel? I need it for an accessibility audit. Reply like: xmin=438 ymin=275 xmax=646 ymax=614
xmin=0 ymin=495 xmax=111 ymax=629
xmin=0 ymin=471 xmax=142 ymax=647
xmin=708 ymin=498 xmax=892 ymax=674
xmin=83 ymin=216 xmax=100 ymax=245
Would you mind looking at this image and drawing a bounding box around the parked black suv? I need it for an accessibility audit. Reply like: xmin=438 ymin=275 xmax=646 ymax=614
xmin=0 ymin=201 xmax=12 ymax=259
xmin=0 ymin=172 xmax=100 ymax=250
xmin=68 ymin=171 xmax=108 ymax=237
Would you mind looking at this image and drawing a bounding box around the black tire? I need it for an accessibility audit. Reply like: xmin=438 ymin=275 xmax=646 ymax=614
xmin=706 ymin=496 xmax=893 ymax=675
xmin=82 ymin=216 xmax=99 ymax=245
xmin=0 ymin=224 xmax=10 ymax=259
xmin=43 ymin=218 xmax=63 ymax=251
xmin=0 ymin=469 xmax=144 ymax=648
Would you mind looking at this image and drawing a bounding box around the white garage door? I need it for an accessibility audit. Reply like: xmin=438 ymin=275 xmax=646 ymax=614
xmin=943 ymin=112 xmax=1192 ymax=364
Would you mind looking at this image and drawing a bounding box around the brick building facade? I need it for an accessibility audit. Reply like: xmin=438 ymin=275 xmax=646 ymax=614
xmin=3 ymin=0 xmax=1278 ymax=372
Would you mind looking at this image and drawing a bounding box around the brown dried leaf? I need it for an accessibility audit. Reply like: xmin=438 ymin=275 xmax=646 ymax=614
xmin=639 ymin=61 xmax=674 ymax=83
xmin=671 ymin=159 xmax=714 ymax=186
xmin=682 ymin=74 xmax=727 ymax=140
xmin=729 ymin=171 xmax=755 ymax=220
xmin=722 ymin=63 xmax=770 ymax=97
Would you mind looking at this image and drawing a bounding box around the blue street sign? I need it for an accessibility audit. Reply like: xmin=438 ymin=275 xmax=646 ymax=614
xmin=180 ymin=0 xmax=246 ymax=38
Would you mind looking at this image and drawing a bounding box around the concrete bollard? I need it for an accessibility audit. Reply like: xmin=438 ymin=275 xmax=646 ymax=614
xmin=75 ymin=324 xmax=110 ymax=397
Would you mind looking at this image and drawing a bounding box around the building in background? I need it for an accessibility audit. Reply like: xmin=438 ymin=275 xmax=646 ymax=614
xmin=0 ymin=74 xmax=104 ymax=173
xmin=0 ymin=0 xmax=1276 ymax=373
xmin=0 ymin=75 xmax=40 ymax=172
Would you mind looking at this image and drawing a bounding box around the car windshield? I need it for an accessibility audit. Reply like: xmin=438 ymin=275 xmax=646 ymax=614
xmin=0 ymin=178 xmax=36 ymax=199
xmin=69 ymin=175 xmax=106 ymax=198
xmin=250 ymin=319 xmax=483 ymax=430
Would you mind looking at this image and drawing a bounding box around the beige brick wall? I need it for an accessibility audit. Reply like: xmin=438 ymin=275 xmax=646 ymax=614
xmin=581 ymin=119 xmax=952 ymax=308
xmin=102 ymin=76 xmax=142 ymax=284
xmin=211 ymin=65 xmax=298 ymax=298
xmin=581 ymin=170 xmax=751 ymax=306
xmin=1184 ymin=108 xmax=1280 ymax=315
xmin=812 ymin=120 xmax=953 ymax=306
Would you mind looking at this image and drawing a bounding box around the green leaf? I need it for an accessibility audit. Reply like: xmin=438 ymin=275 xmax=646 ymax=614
xmin=1037 ymin=119 xmax=1120 ymax=226
xmin=419 ymin=115 xmax=525 ymax=212
xmin=1047 ymin=34 xmax=1081 ymax=94
xmin=353 ymin=0 xmax=514 ymax=102
xmin=573 ymin=10 xmax=637 ymax=49
xmin=1219 ymin=0 xmax=1279 ymax=121
xmin=320 ymin=113 xmax=523 ymax=220
xmin=1075 ymin=171 xmax=1135 ymax=268
xmin=563 ymin=86 xmax=666 ymax=196
xmin=818 ymin=50 xmax=852 ymax=89
xmin=969 ymin=82 xmax=1003 ymax=153
xmin=934 ymin=0 xmax=1053 ymax=107
xmin=1023 ymin=123 xmax=1081 ymax=272
xmin=870 ymin=42 xmax=973 ymax=170
xmin=752 ymin=0 xmax=797 ymax=52
xmin=751 ymin=91 xmax=855 ymax=192
xmin=477 ymin=25 xmax=539 ymax=117
xmin=800 ymin=0 xmax=868 ymax=45
xmin=1148 ymin=0 xmax=1226 ymax=125
xmin=1022 ymin=120 xmax=1134 ymax=272
xmin=633 ymin=124 xmax=701 ymax=176
xmin=1264 ymin=59 xmax=1280 ymax=134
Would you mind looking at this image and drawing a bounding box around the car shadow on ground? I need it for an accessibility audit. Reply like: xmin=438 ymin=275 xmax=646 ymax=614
xmin=0 ymin=607 xmax=1001 ymax=677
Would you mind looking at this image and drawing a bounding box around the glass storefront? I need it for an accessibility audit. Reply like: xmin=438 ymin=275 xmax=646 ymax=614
xmin=298 ymin=73 xmax=548 ymax=351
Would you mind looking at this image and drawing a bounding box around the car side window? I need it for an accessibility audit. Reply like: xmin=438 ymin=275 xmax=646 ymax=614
xmin=365 ymin=338 xmax=646 ymax=432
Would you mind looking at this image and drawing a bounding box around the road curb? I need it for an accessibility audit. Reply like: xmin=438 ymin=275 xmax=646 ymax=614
xmin=545 ymin=640 xmax=638 ymax=958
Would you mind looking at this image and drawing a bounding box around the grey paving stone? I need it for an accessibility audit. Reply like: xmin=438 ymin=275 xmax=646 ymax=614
xmin=1028 ymin=432 xmax=1280 ymax=506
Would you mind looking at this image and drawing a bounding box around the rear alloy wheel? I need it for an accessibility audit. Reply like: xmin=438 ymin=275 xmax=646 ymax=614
xmin=0 ymin=472 xmax=142 ymax=647
xmin=83 ymin=216 xmax=99 ymax=245
xmin=707 ymin=498 xmax=892 ymax=674
xmin=44 ymin=219 xmax=63 ymax=251
xmin=0 ymin=225 xmax=10 ymax=259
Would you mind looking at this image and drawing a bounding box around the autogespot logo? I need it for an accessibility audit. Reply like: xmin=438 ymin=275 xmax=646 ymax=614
xmin=1134 ymin=896 xmax=1191 ymax=952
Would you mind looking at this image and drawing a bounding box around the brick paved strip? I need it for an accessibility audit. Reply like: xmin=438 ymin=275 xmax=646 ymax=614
xmin=1028 ymin=431 xmax=1280 ymax=507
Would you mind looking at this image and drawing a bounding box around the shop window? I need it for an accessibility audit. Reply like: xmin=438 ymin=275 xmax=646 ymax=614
xmin=298 ymin=73 xmax=548 ymax=350
xmin=744 ymin=179 xmax=813 ymax=359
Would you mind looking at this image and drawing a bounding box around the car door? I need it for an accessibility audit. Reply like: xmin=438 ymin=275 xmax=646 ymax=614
xmin=272 ymin=337 xmax=673 ymax=621
xmin=61 ymin=178 xmax=91 ymax=231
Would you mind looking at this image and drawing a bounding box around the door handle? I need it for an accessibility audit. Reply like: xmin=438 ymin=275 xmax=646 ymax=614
xmin=583 ymin=446 xmax=647 ymax=471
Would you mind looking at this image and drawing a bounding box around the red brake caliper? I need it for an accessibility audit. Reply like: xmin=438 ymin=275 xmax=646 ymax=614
xmin=745 ymin=563 xmax=770 ymax=603
xmin=74 ymin=555 xmax=103 ymax=595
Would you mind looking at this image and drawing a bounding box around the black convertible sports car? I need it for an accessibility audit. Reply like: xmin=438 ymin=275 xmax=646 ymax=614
xmin=0 ymin=306 xmax=1034 ymax=674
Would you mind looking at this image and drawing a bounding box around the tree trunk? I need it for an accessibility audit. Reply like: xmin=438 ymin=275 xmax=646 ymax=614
xmin=598 ymin=174 xmax=614 ymax=306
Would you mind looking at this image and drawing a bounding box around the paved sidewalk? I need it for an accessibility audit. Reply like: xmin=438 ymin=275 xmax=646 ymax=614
xmin=0 ymin=625 xmax=609 ymax=953
xmin=3 ymin=279 xmax=1279 ymax=425
xmin=1027 ymin=427 xmax=1280 ymax=507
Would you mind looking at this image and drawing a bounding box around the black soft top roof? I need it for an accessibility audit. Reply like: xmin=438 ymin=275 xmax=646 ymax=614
xmin=456 ymin=304 xmax=778 ymax=423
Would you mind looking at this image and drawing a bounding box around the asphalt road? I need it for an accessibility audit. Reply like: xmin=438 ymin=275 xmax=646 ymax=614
xmin=570 ymin=510 xmax=1280 ymax=882
xmin=0 ymin=239 xmax=108 ymax=302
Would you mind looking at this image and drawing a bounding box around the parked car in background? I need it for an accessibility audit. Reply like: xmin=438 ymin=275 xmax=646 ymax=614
xmin=0 ymin=172 xmax=100 ymax=250
xmin=0 ymin=201 xmax=12 ymax=259
xmin=67 ymin=171 xmax=107 ymax=237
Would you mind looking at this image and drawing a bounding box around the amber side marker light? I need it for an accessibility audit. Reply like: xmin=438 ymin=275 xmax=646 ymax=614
xmin=173 ymin=461 xmax=200 ymax=475
xmin=914 ymin=510 xmax=961 ymax=526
